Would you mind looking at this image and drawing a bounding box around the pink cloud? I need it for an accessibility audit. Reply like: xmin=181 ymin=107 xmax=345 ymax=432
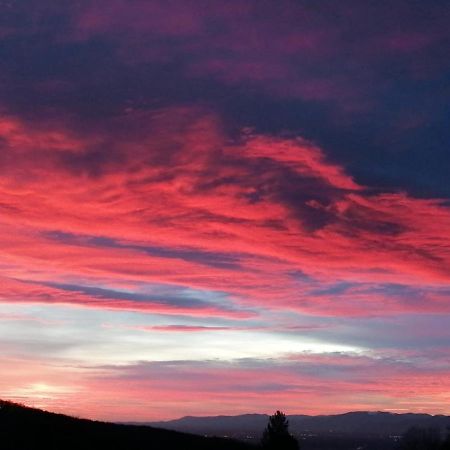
xmin=5 ymin=353 xmax=449 ymax=421
xmin=136 ymin=325 xmax=231 ymax=332
xmin=1 ymin=108 xmax=450 ymax=319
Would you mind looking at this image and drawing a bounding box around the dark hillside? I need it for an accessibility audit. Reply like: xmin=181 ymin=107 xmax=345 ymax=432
xmin=0 ymin=400 xmax=252 ymax=450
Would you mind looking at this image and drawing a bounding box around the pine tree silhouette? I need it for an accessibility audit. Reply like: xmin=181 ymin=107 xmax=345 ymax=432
xmin=261 ymin=411 xmax=299 ymax=450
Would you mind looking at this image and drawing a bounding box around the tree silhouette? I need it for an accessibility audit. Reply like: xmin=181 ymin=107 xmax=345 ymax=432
xmin=261 ymin=410 xmax=299 ymax=450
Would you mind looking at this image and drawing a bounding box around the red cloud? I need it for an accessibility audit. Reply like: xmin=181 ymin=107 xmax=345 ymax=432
xmin=1 ymin=108 xmax=449 ymax=318
xmin=135 ymin=325 xmax=232 ymax=332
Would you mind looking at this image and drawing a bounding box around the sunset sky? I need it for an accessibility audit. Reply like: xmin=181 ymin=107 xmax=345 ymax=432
xmin=1 ymin=0 xmax=450 ymax=421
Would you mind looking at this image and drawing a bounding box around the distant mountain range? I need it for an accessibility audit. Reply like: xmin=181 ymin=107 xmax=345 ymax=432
xmin=148 ymin=411 xmax=450 ymax=440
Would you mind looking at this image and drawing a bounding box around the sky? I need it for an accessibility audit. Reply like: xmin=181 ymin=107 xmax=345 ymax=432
xmin=1 ymin=0 xmax=450 ymax=422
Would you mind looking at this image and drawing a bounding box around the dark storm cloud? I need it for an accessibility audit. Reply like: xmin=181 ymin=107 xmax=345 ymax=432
xmin=0 ymin=0 xmax=449 ymax=197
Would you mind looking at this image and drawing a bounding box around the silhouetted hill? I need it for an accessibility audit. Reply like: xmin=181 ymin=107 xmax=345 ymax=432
xmin=149 ymin=410 xmax=450 ymax=440
xmin=0 ymin=400 xmax=252 ymax=450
